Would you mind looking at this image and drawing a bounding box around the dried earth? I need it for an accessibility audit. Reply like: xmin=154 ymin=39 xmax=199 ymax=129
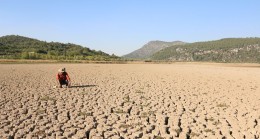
xmin=0 ymin=63 xmax=260 ymax=139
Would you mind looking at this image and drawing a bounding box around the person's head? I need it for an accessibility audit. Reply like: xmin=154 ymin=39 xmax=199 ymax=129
xmin=58 ymin=68 xmax=66 ymax=73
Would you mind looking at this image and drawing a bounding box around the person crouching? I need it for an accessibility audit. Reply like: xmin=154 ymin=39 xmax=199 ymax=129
xmin=56 ymin=68 xmax=71 ymax=88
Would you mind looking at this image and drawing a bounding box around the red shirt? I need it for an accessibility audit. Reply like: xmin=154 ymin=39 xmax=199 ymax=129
xmin=56 ymin=72 xmax=70 ymax=81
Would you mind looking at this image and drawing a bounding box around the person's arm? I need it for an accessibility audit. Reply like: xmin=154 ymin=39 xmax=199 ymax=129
xmin=66 ymin=73 xmax=71 ymax=87
xmin=66 ymin=73 xmax=71 ymax=81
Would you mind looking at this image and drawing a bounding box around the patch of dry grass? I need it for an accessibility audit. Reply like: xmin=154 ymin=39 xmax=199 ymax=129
xmin=140 ymin=112 xmax=148 ymax=118
xmin=204 ymin=129 xmax=215 ymax=134
xmin=139 ymin=111 xmax=156 ymax=118
xmin=190 ymin=132 xmax=200 ymax=137
xmin=113 ymin=109 xmax=127 ymax=114
xmin=208 ymin=117 xmax=214 ymax=121
xmin=175 ymin=128 xmax=181 ymax=134
xmin=123 ymin=95 xmax=131 ymax=103
xmin=36 ymin=109 xmax=45 ymax=115
xmin=190 ymin=108 xmax=196 ymax=112
xmin=155 ymin=136 xmax=165 ymax=139
xmin=34 ymin=130 xmax=45 ymax=137
xmin=213 ymin=120 xmax=221 ymax=126
xmin=140 ymin=96 xmax=149 ymax=100
xmin=119 ymin=124 xmax=133 ymax=129
xmin=148 ymin=111 xmax=156 ymax=115
xmin=216 ymin=103 xmax=229 ymax=108
xmin=78 ymin=112 xmax=92 ymax=117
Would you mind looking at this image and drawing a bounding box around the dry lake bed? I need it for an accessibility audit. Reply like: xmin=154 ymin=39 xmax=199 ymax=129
xmin=0 ymin=63 xmax=260 ymax=139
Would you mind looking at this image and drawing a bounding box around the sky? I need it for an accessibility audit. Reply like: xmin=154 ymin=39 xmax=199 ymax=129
xmin=1 ymin=0 xmax=260 ymax=56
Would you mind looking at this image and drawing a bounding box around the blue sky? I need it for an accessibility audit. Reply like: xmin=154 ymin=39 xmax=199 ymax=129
xmin=1 ymin=0 xmax=260 ymax=55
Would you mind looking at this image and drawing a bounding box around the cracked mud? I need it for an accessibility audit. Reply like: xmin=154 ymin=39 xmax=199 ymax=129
xmin=0 ymin=64 xmax=260 ymax=139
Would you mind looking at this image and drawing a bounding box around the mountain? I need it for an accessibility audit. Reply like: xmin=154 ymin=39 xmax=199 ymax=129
xmin=0 ymin=35 xmax=118 ymax=60
xmin=151 ymin=38 xmax=260 ymax=63
xmin=123 ymin=40 xmax=186 ymax=59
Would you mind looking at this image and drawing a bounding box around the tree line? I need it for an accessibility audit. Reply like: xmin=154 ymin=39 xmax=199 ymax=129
xmin=0 ymin=35 xmax=119 ymax=61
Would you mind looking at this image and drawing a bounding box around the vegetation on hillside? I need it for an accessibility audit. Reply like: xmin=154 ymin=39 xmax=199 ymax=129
xmin=0 ymin=35 xmax=119 ymax=61
xmin=151 ymin=38 xmax=260 ymax=63
xmin=123 ymin=41 xmax=186 ymax=59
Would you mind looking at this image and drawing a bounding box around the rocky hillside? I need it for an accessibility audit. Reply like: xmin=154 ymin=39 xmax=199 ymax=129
xmin=0 ymin=35 xmax=118 ymax=60
xmin=123 ymin=41 xmax=186 ymax=59
xmin=151 ymin=38 xmax=260 ymax=63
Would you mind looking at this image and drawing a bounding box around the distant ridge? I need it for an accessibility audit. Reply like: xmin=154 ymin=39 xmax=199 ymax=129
xmin=151 ymin=38 xmax=260 ymax=63
xmin=0 ymin=35 xmax=118 ymax=60
xmin=123 ymin=40 xmax=186 ymax=59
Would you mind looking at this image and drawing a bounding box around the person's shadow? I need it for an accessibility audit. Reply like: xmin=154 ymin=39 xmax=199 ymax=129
xmin=70 ymin=85 xmax=97 ymax=88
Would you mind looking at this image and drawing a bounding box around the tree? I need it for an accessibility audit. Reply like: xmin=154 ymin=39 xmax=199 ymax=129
xmin=21 ymin=52 xmax=29 ymax=59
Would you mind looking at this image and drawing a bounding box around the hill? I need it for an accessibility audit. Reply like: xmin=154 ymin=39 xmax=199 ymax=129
xmin=151 ymin=38 xmax=260 ymax=63
xmin=0 ymin=35 xmax=119 ymax=60
xmin=123 ymin=40 xmax=186 ymax=59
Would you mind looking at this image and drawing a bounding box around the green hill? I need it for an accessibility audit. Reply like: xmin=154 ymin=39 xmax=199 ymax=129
xmin=0 ymin=35 xmax=119 ymax=60
xmin=151 ymin=38 xmax=260 ymax=63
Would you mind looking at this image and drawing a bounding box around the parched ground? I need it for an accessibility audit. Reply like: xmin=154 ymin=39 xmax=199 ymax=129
xmin=0 ymin=63 xmax=260 ymax=139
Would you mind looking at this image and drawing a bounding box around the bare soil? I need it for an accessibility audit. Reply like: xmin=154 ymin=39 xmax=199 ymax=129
xmin=0 ymin=63 xmax=260 ymax=138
